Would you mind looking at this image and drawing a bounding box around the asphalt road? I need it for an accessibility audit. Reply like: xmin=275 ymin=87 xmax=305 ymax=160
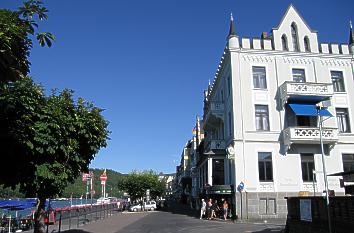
xmin=24 ymin=202 xmax=285 ymax=233
xmin=115 ymin=204 xmax=285 ymax=233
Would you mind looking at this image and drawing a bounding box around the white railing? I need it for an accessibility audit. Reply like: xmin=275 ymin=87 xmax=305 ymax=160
xmin=283 ymin=127 xmax=338 ymax=150
xmin=279 ymin=82 xmax=333 ymax=106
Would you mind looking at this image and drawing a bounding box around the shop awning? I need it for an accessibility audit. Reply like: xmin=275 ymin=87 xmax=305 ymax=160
xmin=289 ymin=104 xmax=332 ymax=117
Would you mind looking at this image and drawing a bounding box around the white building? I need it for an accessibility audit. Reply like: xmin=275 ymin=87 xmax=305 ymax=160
xmin=201 ymin=4 xmax=354 ymax=219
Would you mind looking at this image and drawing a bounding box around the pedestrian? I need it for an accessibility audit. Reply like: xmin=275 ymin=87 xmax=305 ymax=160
xmin=207 ymin=198 xmax=213 ymax=220
xmin=200 ymin=199 xmax=206 ymax=219
xmin=223 ymin=200 xmax=229 ymax=220
xmin=211 ymin=200 xmax=219 ymax=219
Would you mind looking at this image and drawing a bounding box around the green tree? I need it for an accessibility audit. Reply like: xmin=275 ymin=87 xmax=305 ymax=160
xmin=0 ymin=77 xmax=109 ymax=232
xmin=118 ymin=171 xmax=166 ymax=202
xmin=0 ymin=0 xmax=54 ymax=84
xmin=0 ymin=3 xmax=109 ymax=233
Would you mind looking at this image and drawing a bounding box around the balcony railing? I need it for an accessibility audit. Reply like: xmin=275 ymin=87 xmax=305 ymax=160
xmin=205 ymin=139 xmax=226 ymax=152
xmin=283 ymin=127 xmax=338 ymax=150
xmin=279 ymin=82 xmax=333 ymax=107
xmin=204 ymin=101 xmax=224 ymax=124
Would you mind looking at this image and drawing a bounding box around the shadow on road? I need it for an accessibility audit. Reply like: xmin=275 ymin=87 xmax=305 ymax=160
xmin=60 ymin=230 xmax=92 ymax=233
xmin=159 ymin=201 xmax=199 ymax=219
xmin=252 ymin=228 xmax=284 ymax=233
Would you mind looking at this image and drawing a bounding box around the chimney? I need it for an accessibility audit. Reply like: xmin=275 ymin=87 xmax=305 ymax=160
xmin=261 ymin=32 xmax=268 ymax=39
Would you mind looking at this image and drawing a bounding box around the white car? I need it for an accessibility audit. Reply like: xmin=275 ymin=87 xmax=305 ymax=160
xmin=97 ymin=197 xmax=117 ymax=204
xmin=129 ymin=201 xmax=157 ymax=211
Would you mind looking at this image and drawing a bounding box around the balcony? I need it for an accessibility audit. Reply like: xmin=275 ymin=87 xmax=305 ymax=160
xmin=204 ymin=101 xmax=224 ymax=125
xmin=205 ymin=139 xmax=226 ymax=152
xmin=283 ymin=127 xmax=338 ymax=151
xmin=279 ymin=82 xmax=333 ymax=107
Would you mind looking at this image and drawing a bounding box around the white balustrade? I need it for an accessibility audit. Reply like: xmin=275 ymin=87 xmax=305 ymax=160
xmin=283 ymin=127 xmax=338 ymax=150
xmin=279 ymin=82 xmax=333 ymax=106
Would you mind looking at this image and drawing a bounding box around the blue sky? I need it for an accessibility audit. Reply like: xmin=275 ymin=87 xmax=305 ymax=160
xmin=2 ymin=0 xmax=353 ymax=174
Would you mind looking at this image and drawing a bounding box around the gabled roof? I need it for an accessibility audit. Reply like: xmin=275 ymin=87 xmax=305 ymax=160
xmin=272 ymin=4 xmax=317 ymax=33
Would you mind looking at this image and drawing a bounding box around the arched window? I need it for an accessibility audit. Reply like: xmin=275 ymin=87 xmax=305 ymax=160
xmin=304 ymin=36 xmax=310 ymax=52
xmin=281 ymin=34 xmax=288 ymax=51
xmin=291 ymin=23 xmax=299 ymax=51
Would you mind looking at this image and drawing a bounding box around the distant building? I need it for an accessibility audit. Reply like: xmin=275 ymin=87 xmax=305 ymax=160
xmin=194 ymin=4 xmax=354 ymax=219
xmin=158 ymin=173 xmax=175 ymax=197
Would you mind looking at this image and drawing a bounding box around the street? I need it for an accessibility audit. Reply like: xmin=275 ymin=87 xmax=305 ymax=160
xmin=58 ymin=202 xmax=285 ymax=233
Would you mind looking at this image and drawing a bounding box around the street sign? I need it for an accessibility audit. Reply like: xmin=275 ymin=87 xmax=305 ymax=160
xmin=100 ymin=169 xmax=108 ymax=181
xmin=101 ymin=180 xmax=106 ymax=185
xmin=82 ymin=173 xmax=90 ymax=182
xmin=237 ymin=181 xmax=245 ymax=192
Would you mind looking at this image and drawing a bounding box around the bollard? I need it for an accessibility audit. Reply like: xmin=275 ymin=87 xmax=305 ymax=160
xmin=58 ymin=211 xmax=62 ymax=233
xmin=77 ymin=209 xmax=79 ymax=228
xmin=69 ymin=209 xmax=71 ymax=230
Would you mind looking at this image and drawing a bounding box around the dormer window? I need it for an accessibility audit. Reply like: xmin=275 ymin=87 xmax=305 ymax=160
xmin=304 ymin=36 xmax=311 ymax=52
xmin=291 ymin=23 xmax=299 ymax=51
xmin=281 ymin=34 xmax=288 ymax=51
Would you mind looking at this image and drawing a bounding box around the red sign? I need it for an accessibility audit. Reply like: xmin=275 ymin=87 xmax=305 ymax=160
xmin=82 ymin=173 xmax=90 ymax=182
xmin=100 ymin=169 xmax=107 ymax=181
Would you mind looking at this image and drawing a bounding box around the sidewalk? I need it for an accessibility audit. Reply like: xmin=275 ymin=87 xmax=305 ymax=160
xmin=60 ymin=211 xmax=151 ymax=233
xmin=23 ymin=211 xmax=151 ymax=233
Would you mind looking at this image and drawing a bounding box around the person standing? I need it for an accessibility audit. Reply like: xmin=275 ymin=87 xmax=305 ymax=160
xmin=200 ymin=199 xmax=206 ymax=219
xmin=211 ymin=200 xmax=219 ymax=219
xmin=223 ymin=200 xmax=229 ymax=220
xmin=207 ymin=198 xmax=213 ymax=220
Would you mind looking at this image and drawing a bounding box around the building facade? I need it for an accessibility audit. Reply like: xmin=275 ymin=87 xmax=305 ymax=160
xmin=200 ymin=5 xmax=354 ymax=219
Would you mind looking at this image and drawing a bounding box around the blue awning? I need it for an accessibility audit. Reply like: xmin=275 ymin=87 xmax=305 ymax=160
xmin=289 ymin=104 xmax=332 ymax=117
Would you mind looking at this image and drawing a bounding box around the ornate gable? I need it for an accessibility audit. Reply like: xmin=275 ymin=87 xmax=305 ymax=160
xmin=272 ymin=5 xmax=319 ymax=53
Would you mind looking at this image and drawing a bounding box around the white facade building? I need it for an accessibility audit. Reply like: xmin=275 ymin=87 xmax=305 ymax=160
xmin=202 ymin=5 xmax=354 ymax=219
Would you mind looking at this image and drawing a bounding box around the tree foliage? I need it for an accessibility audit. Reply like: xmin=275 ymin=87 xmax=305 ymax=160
xmin=118 ymin=171 xmax=166 ymax=202
xmin=0 ymin=0 xmax=55 ymax=83
xmin=0 ymin=77 xmax=109 ymax=232
xmin=0 ymin=77 xmax=109 ymax=197
xmin=0 ymin=2 xmax=108 ymax=232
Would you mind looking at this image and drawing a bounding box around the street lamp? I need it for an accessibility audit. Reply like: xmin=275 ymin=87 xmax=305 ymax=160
xmin=316 ymin=104 xmax=332 ymax=233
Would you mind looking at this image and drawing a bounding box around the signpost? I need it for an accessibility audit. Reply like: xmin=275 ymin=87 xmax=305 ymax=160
xmin=82 ymin=172 xmax=93 ymax=204
xmin=100 ymin=169 xmax=108 ymax=198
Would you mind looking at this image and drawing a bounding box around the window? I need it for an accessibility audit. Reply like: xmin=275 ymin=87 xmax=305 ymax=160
xmin=259 ymin=198 xmax=276 ymax=215
xmin=221 ymin=90 xmax=224 ymax=102
xmin=227 ymin=76 xmax=231 ymax=96
xmin=252 ymin=66 xmax=267 ymax=89
xmin=304 ymin=36 xmax=311 ymax=52
xmin=258 ymin=152 xmax=273 ymax=182
xmin=255 ymin=105 xmax=270 ymax=131
xmin=301 ymin=153 xmax=315 ymax=182
xmin=342 ymin=154 xmax=354 ymax=172
xmin=212 ymin=159 xmax=224 ymax=185
xmin=228 ymin=111 xmax=232 ymax=136
xmin=331 ymin=71 xmax=345 ymax=92
xmin=336 ymin=108 xmax=351 ymax=133
xmin=281 ymin=34 xmax=288 ymax=51
xmin=291 ymin=23 xmax=299 ymax=51
xmin=292 ymin=69 xmax=306 ymax=82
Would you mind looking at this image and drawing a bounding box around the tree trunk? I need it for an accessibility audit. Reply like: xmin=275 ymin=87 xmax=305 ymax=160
xmin=34 ymin=196 xmax=46 ymax=233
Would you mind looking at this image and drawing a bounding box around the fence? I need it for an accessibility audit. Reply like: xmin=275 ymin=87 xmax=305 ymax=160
xmin=285 ymin=196 xmax=354 ymax=233
xmin=0 ymin=203 xmax=121 ymax=233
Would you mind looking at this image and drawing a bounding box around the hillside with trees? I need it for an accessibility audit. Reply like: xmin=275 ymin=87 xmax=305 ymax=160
xmin=62 ymin=168 xmax=126 ymax=199
xmin=0 ymin=169 xmax=126 ymax=199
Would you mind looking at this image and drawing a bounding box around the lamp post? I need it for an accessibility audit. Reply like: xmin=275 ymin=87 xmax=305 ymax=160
xmin=317 ymin=105 xmax=332 ymax=233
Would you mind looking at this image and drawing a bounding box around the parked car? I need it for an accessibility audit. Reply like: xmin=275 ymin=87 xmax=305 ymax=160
xmin=97 ymin=197 xmax=117 ymax=204
xmin=129 ymin=201 xmax=157 ymax=211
